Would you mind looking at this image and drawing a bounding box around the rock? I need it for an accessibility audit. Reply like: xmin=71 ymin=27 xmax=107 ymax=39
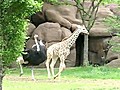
xmin=30 ymin=11 xmax=46 ymax=27
xmin=32 ymin=22 xmax=62 ymax=43
xmin=111 ymin=7 xmax=120 ymax=16
xmin=43 ymin=2 xmax=81 ymax=29
xmin=61 ymin=27 xmax=72 ymax=39
xmin=96 ymin=6 xmax=114 ymax=20
xmin=106 ymin=4 xmax=120 ymax=16
xmin=46 ymin=42 xmax=60 ymax=48
xmin=88 ymin=51 xmax=104 ymax=65
xmin=106 ymin=36 xmax=120 ymax=63
xmin=88 ymin=36 xmax=113 ymax=65
xmin=26 ymin=23 xmax=36 ymax=37
xmin=106 ymin=59 xmax=120 ymax=68
xmin=26 ymin=1 xmax=120 ymax=68
xmin=89 ymin=37 xmax=107 ymax=53
xmin=106 ymin=3 xmax=119 ymax=11
xmin=89 ymin=22 xmax=112 ymax=37
xmin=26 ymin=38 xmax=35 ymax=49
xmin=105 ymin=55 xmax=118 ymax=64
xmin=45 ymin=9 xmax=71 ymax=29
xmin=26 ymin=22 xmax=77 ymax=67
xmin=88 ymin=38 xmax=106 ymax=65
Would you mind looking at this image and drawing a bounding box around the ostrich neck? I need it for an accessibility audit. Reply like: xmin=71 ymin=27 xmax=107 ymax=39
xmin=34 ymin=37 xmax=40 ymax=51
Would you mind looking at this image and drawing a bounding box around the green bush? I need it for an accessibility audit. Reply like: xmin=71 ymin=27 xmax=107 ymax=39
xmin=104 ymin=16 xmax=120 ymax=52
xmin=101 ymin=0 xmax=120 ymax=5
xmin=1 ymin=0 xmax=43 ymax=66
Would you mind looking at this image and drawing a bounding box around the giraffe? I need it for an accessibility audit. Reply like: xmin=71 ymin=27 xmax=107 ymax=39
xmin=46 ymin=24 xmax=89 ymax=79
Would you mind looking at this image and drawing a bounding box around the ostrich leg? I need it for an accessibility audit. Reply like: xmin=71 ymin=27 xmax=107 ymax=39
xmin=31 ymin=66 xmax=35 ymax=81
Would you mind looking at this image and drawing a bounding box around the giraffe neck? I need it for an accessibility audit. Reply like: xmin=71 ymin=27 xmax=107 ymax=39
xmin=65 ymin=28 xmax=81 ymax=48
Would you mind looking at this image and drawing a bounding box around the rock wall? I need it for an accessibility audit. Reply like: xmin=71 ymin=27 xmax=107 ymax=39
xmin=26 ymin=22 xmax=76 ymax=67
xmin=25 ymin=1 xmax=120 ymax=67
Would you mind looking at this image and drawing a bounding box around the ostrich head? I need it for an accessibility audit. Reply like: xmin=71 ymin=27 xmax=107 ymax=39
xmin=34 ymin=34 xmax=38 ymax=38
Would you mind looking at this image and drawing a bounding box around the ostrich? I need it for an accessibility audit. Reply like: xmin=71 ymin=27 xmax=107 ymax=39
xmin=46 ymin=24 xmax=89 ymax=79
xmin=16 ymin=34 xmax=47 ymax=80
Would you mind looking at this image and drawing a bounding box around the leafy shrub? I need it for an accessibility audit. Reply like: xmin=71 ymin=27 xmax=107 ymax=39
xmin=101 ymin=0 xmax=120 ymax=5
xmin=104 ymin=16 xmax=120 ymax=52
xmin=1 ymin=0 xmax=43 ymax=66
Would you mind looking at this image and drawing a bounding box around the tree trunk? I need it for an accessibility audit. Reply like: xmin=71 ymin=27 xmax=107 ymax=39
xmin=0 ymin=41 xmax=3 ymax=90
xmin=83 ymin=35 xmax=89 ymax=66
xmin=0 ymin=26 xmax=3 ymax=90
xmin=0 ymin=57 xmax=3 ymax=90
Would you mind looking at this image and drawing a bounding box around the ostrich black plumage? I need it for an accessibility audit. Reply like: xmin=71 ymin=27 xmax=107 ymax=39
xmin=16 ymin=34 xmax=47 ymax=80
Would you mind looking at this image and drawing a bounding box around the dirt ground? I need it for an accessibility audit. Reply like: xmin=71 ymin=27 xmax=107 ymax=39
xmin=4 ymin=75 xmax=120 ymax=87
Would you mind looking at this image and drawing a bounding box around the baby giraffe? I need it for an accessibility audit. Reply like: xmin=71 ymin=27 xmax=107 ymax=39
xmin=46 ymin=24 xmax=89 ymax=79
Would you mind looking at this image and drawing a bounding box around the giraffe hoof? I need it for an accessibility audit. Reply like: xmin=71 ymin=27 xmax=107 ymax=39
xmin=54 ymin=75 xmax=58 ymax=79
xmin=48 ymin=78 xmax=51 ymax=80
xmin=32 ymin=78 xmax=36 ymax=81
xmin=54 ymin=77 xmax=56 ymax=79
xmin=48 ymin=76 xmax=51 ymax=80
xmin=19 ymin=73 xmax=23 ymax=77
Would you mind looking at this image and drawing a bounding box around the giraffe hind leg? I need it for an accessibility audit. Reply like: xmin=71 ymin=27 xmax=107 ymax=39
xmin=50 ymin=56 xmax=58 ymax=78
xmin=54 ymin=56 xmax=66 ymax=79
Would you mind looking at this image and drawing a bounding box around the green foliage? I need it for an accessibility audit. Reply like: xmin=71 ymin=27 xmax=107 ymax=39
xmin=43 ymin=0 xmax=58 ymax=4
xmin=0 ymin=0 xmax=43 ymax=66
xmin=5 ymin=66 xmax=120 ymax=79
xmin=104 ymin=16 xmax=120 ymax=52
xmin=101 ymin=0 xmax=120 ymax=5
xmin=105 ymin=16 xmax=120 ymax=34
xmin=63 ymin=66 xmax=120 ymax=79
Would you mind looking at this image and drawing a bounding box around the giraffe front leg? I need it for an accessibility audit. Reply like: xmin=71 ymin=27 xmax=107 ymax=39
xmin=54 ymin=56 xmax=66 ymax=79
xmin=54 ymin=62 xmax=66 ymax=79
xmin=50 ymin=56 xmax=58 ymax=78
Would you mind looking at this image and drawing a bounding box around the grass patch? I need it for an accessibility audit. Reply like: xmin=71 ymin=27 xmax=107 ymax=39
xmin=62 ymin=66 xmax=120 ymax=79
xmin=3 ymin=66 xmax=120 ymax=90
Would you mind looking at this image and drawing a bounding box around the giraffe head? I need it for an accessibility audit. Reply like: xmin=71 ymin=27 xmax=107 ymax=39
xmin=77 ymin=25 xmax=89 ymax=35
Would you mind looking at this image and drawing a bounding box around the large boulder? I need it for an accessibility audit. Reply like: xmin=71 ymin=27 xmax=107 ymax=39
xmin=106 ymin=3 xmax=119 ymax=11
xmin=89 ymin=22 xmax=111 ymax=37
xmin=96 ymin=6 xmax=114 ymax=21
xmin=32 ymin=22 xmax=62 ymax=43
xmin=43 ymin=2 xmax=81 ymax=29
xmin=26 ymin=23 xmax=36 ymax=37
xmin=105 ymin=36 xmax=120 ymax=63
xmin=106 ymin=59 xmax=120 ymax=68
xmin=26 ymin=1 xmax=120 ymax=67
xmin=61 ymin=27 xmax=72 ymax=39
xmin=106 ymin=4 xmax=120 ymax=16
xmin=88 ymin=17 xmax=113 ymax=65
xmin=88 ymin=37 xmax=109 ymax=65
xmin=26 ymin=22 xmax=77 ymax=67
xmin=81 ymin=1 xmax=114 ymax=21
xmin=26 ymin=38 xmax=35 ymax=49
xmin=30 ymin=11 xmax=46 ymax=27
